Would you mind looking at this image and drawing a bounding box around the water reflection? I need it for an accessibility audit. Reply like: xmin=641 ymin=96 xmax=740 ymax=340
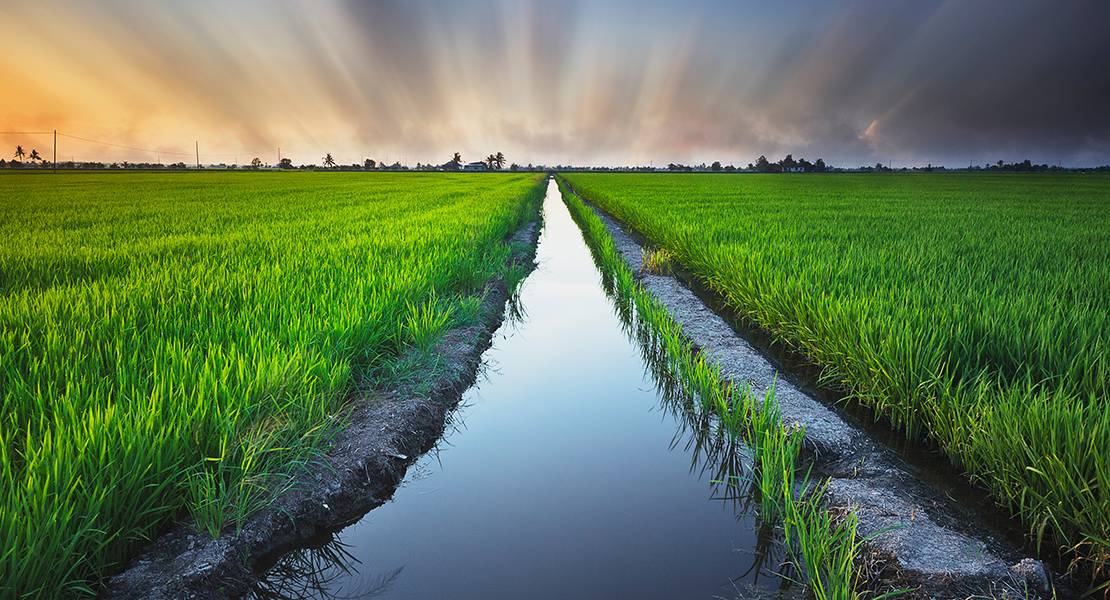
xmin=622 ymin=296 xmax=748 ymax=509
xmin=248 ymin=179 xmax=790 ymax=599
xmin=253 ymin=534 xmax=402 ymax=600
xmin=562 ymin=185 xmax=749 ymax=510
xmin=563 ymin=188 xmax=805 ymax=596
xmin=613 ymin=297 xmax=800 ymax=596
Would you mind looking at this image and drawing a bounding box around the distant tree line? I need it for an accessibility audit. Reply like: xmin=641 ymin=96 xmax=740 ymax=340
xmin=273 ymin=151 xmax=528 ymax=172
xmin=7 ymin=145 xmax=1110 ymax=173
xmin=660 ymin=155 xmax=829 ymax=173
xmin=971 ymin=159 xmax=1060 ymax=172
xmin=750 ymin=154 xmax=827 ymax=173
xmin=666 ymin=161 xmax=740 ymax=172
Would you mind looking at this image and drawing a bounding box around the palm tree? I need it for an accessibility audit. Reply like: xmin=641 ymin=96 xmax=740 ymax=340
xmin=28 ymin=149 xmax=41 ymax=163
xmin=322 ymin=153 xmax=336 ymax=168
xmin=14 ymin=145 xmax=25 ymax=161
xmin=485 ymin=154 xmax=497 ymax=170
xmin=494 ymin=151 xmax=506 ymax=170
xmin=451 ymin=152 xmax=462 ymax=168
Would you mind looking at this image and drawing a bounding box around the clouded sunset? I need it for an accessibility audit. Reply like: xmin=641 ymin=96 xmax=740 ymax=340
xmin=4 ymin=0 xmax=1109 ymax=167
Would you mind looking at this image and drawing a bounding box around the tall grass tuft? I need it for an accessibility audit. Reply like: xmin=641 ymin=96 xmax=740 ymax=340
xmin=640 ymin=248 xmax=674 ymax=275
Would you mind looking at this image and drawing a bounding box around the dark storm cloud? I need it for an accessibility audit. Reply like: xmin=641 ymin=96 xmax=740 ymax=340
xmin=854 ymin=0 xmax=1110 ymax=164
xmin=647 ymin=0 xmax=1110 ymax=166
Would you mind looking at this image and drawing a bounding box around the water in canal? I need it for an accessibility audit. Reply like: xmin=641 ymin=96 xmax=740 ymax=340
xmin=250 ymin=179 xmax=786 ymax=599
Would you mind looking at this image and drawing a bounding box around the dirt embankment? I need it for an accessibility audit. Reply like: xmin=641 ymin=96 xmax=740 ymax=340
xmin=102 ymin=218 xmax=542 ymax=600
xmin=566 ymin=185 xmax=1068 ymax=600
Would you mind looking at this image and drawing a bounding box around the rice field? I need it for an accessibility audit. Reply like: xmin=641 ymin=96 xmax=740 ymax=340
xmin=0 ymin=171 xmax=545 ymax=599
xmin=560 ymin=172 xmax=1110 ymax=582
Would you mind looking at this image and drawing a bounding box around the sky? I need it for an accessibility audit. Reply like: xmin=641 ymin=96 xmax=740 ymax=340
xmin=2 ymin=0 xmax=1109 ymax=168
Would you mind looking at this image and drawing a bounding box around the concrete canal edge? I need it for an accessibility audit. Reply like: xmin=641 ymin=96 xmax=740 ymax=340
xmin=101 ymin=214 xmax=543 ymax=600
xmin=567 ymin=185 xmax=1061 ymax=599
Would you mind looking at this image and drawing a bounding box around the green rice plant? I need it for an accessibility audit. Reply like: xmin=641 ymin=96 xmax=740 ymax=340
xmin=186 ymin=467 xmax=231 ymax=540
xmin=562 ymin=172 xmax=1110 ymax=585
xmin=784 ymin=482 xmax=910 ymax=600
xmin=753 ymin=401 xmax=805 ymax=525
xmin=0 ymin=171 xmax=546 ymax=599
xmin=640 ymin=247 xmax=674 ymax=275
xmin=404 ymin=292 xmax=454 ymax=351
xmin=785 ymin=482 xmax=860 ymax=600
xmin=185 ymin=415 xmax=319 ymax=538
xmin=713 ymin=381 xmax=752 ymax=434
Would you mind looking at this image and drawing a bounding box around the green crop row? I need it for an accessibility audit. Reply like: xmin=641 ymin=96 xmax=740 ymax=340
xmin=561 ymin=172 xmax=1110 ymax=589
xmin=556 ymin=176 xmax=893 ymax=600
xmin=0 ymin=171 xmax=545 ymax=599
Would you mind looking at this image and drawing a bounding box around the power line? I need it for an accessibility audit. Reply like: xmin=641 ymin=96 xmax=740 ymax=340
xmin=59 ymin=133 xmax=274 ymax=158
xmin=3 ymin=130 xmax=275 ymax=159
xmin=57 ymin=132 xmax=194 ymax=156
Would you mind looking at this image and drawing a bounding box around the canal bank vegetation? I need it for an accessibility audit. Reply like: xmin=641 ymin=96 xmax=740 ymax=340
xmin=556 ymin=176 xmax=896 ymax=600
xmin=561 ymin=172 xmax=1110 ymax=592
xmin=0 ymin=171 xmax=546 ymax=599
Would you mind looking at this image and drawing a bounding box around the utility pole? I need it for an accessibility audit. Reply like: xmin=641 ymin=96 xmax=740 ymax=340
xmin=196 ymin=141 xmax=199 ymax=169
xmin=53 ymin=130 xmax=56 ymax=174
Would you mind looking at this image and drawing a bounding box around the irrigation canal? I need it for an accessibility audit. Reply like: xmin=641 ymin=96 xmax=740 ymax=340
xmin=249 ymin=178 xmax=785 ymax=599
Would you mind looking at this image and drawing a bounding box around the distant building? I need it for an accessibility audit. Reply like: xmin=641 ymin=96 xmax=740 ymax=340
xmin=463 ymin=161 xmax=487 ymax=172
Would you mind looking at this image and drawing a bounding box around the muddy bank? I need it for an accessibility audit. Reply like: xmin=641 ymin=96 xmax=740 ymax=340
xmin=560 ymin=182 xmax=1066 ymax=599
xmin=101 ymin=216 xmax=542 ymax=600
